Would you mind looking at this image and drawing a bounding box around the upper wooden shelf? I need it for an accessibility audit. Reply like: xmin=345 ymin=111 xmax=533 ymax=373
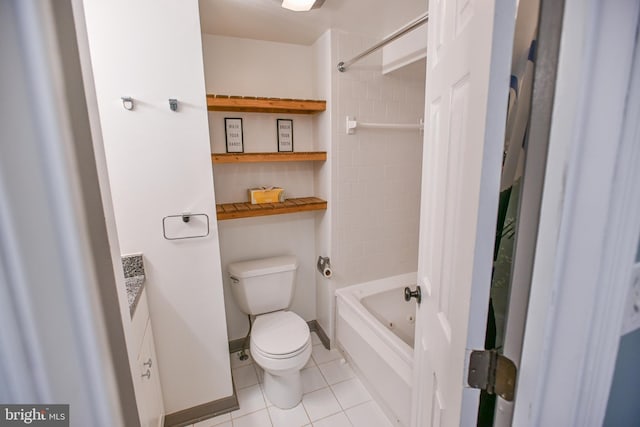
xmin=212 ymin=151 xmax=327 ymax=164
xmin=207 ymin=95 xmax=326 ymax=114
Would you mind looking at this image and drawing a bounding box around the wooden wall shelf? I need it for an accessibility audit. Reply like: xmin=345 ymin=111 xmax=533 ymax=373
xmin=212 ymin=152 xmax=326 ymax=164
xmin=216 ymin=197 xmax=327 ymax=220
xmin=207 ymin=95 xmax=326 ymax=114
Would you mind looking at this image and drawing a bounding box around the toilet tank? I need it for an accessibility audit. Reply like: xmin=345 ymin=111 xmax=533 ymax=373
xmin=228 ymin=255 xmax=298 ymax=315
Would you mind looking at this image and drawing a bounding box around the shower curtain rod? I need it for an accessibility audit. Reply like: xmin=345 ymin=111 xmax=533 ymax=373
xmin=337 ymin=12 xmax=429 ymax=72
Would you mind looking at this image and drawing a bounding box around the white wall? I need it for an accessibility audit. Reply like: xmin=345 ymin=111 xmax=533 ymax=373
xmin=202 ymin=34 xmax=314 ymax=98
xmin=201 ymin=34 xmax=320 ymax=341
xmin=312 ymin=31 xmax=335 ymax=337
xmin=217 ymin=214 xmax=318 ymax=341
xmin=72 ymin=0 xmax=141 ymax=421
xmin=82 ymin=0 xmax=232 ymax=414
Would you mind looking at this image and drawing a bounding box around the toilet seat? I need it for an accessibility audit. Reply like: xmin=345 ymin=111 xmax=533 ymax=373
xmin=252 ymin=340 xmax=310 ymax=360
xmin=251 ymin=311 xmax=310 ymax=359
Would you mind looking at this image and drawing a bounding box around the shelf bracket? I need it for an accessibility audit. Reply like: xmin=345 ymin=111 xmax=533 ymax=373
xmin=346 ymin=116 xmax=357 ymax=135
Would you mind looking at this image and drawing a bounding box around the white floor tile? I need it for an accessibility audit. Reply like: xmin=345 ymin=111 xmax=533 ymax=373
xmin=230 ymin=352 xmax=253 ymax=369
xmin=233 ymin=365 xmax=259 ymax=390
xmin=301 ymin=366 xmax=328 ymax=394
xmin=310 ymin=344 xmax=342 ymax=365
xmin=231 ymin=384 xmax=266 ymax=418
xmin=330 ymin=377 xmax=371 ymax=410
xmin=311 ymin=412 xmax=351 ymax=427
xmin=303 ymin=356 xmax=315 ymax=370
xmin=301 ymin=388 xmax=341 ymax=422
xmin=193 ymin=412 xmax=232 ymax=426
xmin=254 ymin=364 xmax=265 ymax=384
xmin=310 ymin=332 xmax=321 ymax=345
xmin=267 ymin=403 xmax=310 ymax=427
xmin=317 ymin=359 xmax=354 ymax=385
xmin=345 ymin=401 xmax=393 ymax=427
xmin=232 ymin=408 xmax=272 ymax=427
xmin=214 ymin=422 xmax=232 ymax=427
xmin=260 ymin=383 xmax=273 ymax=407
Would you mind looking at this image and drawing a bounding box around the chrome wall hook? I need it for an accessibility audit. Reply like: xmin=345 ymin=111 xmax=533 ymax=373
xmin=169 ymin=99 xmax=178 ymax=112
xmin=121 ymin=97 xmax=134 ymax=111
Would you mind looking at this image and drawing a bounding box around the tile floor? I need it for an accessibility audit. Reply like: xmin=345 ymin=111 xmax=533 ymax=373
xmin=187 ymin=333 xmax=394 ymax=427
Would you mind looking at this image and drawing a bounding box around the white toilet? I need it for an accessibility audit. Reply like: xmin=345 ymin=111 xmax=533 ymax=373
xmin=228 ymin=255 xmax=311 ymax=409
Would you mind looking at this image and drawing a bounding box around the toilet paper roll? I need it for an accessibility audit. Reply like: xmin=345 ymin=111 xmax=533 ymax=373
xmin=322 ymin=267 xmax=332 ymax=278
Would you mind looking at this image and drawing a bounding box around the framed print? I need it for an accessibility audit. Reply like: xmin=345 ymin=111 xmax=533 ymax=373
xmin=225 ymin=118 xmax=244 ymax=153
xmin=277 ymin=119 xmax=294 ymax=152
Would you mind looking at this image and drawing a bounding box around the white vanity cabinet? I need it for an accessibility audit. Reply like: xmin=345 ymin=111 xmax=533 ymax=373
xmin=131 ymin=288 xmax=165 ymax=427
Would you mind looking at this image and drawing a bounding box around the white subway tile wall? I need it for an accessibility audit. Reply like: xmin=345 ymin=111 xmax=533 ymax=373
xmin=332 ymin=31 xmax=425 ymax=287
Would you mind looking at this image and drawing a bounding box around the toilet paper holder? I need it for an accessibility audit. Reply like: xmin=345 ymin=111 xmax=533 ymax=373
xmin=317 ymin=256 xmax=332 ymax=278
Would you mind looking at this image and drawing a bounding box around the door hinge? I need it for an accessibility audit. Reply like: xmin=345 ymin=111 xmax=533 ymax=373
xmin=467 ymin=349 xmax=517 ymax=401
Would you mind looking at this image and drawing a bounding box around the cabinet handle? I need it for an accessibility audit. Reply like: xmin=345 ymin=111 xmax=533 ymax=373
xmin=141 ymin=369 xmax=151 ymax=380
xmin=143 ymin=358 xmax=152 ymax=368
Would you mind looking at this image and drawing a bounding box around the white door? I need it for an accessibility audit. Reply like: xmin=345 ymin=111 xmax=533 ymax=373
xmin=411 ymin=0 xmax=515 ymax=425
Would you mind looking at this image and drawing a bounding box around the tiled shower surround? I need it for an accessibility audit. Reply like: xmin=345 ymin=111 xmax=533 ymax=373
xmin=332 ymin=31 xmax=425 ymax=287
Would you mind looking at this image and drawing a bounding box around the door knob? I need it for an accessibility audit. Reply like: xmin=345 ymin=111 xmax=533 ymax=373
xmin=404 ymin=286 xmax=422 ymax=304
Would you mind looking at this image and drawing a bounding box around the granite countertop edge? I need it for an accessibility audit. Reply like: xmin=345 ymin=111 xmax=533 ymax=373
xmin=126 ymin=275 xmax=146 ymax=317
xmin=123 ymin=253 xmax=146 ymax=318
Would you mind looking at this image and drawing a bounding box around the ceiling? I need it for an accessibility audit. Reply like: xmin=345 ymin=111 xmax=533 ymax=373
xmin=198 ymin=0 xmax=427 ymax=46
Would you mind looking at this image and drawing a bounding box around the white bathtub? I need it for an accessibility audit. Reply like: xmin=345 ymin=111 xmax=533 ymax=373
xmin=335 ymin=273 xmax=416 ymax=427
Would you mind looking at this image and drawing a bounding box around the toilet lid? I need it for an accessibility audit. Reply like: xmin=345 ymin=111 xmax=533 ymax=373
xmin=252 ymin=311 xmax=310 ymax=357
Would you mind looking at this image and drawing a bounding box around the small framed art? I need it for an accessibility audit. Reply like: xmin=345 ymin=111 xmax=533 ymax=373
xmin=277 ymin=119 xmax=294 ymax=152
xmin=225 ymin=118 xmax=244 ymax=153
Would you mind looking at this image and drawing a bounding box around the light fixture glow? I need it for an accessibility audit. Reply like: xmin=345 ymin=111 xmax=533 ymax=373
xmin=281 ymin=0 xmax=316 ymax=12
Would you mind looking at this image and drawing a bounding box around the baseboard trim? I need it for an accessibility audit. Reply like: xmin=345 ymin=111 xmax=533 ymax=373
xmin=307 ymin=319 xmax=330 ymax=349
xmin=163 ymin=383 xmax=239 ymax=427
xmin=228 ymin=337 xmax=245 ymax=354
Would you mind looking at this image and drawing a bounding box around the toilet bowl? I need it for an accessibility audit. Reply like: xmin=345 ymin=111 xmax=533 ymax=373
xmin=249 ymin=310 xmax=311 ymax=408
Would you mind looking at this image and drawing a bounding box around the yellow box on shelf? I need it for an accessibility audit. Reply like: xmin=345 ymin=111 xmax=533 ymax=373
xmin=248 ymin=187 xmax=285 ymax=204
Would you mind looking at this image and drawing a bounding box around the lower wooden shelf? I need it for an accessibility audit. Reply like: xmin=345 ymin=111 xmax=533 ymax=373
xmin=216 ymin=197 xmax=327 ymax=220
